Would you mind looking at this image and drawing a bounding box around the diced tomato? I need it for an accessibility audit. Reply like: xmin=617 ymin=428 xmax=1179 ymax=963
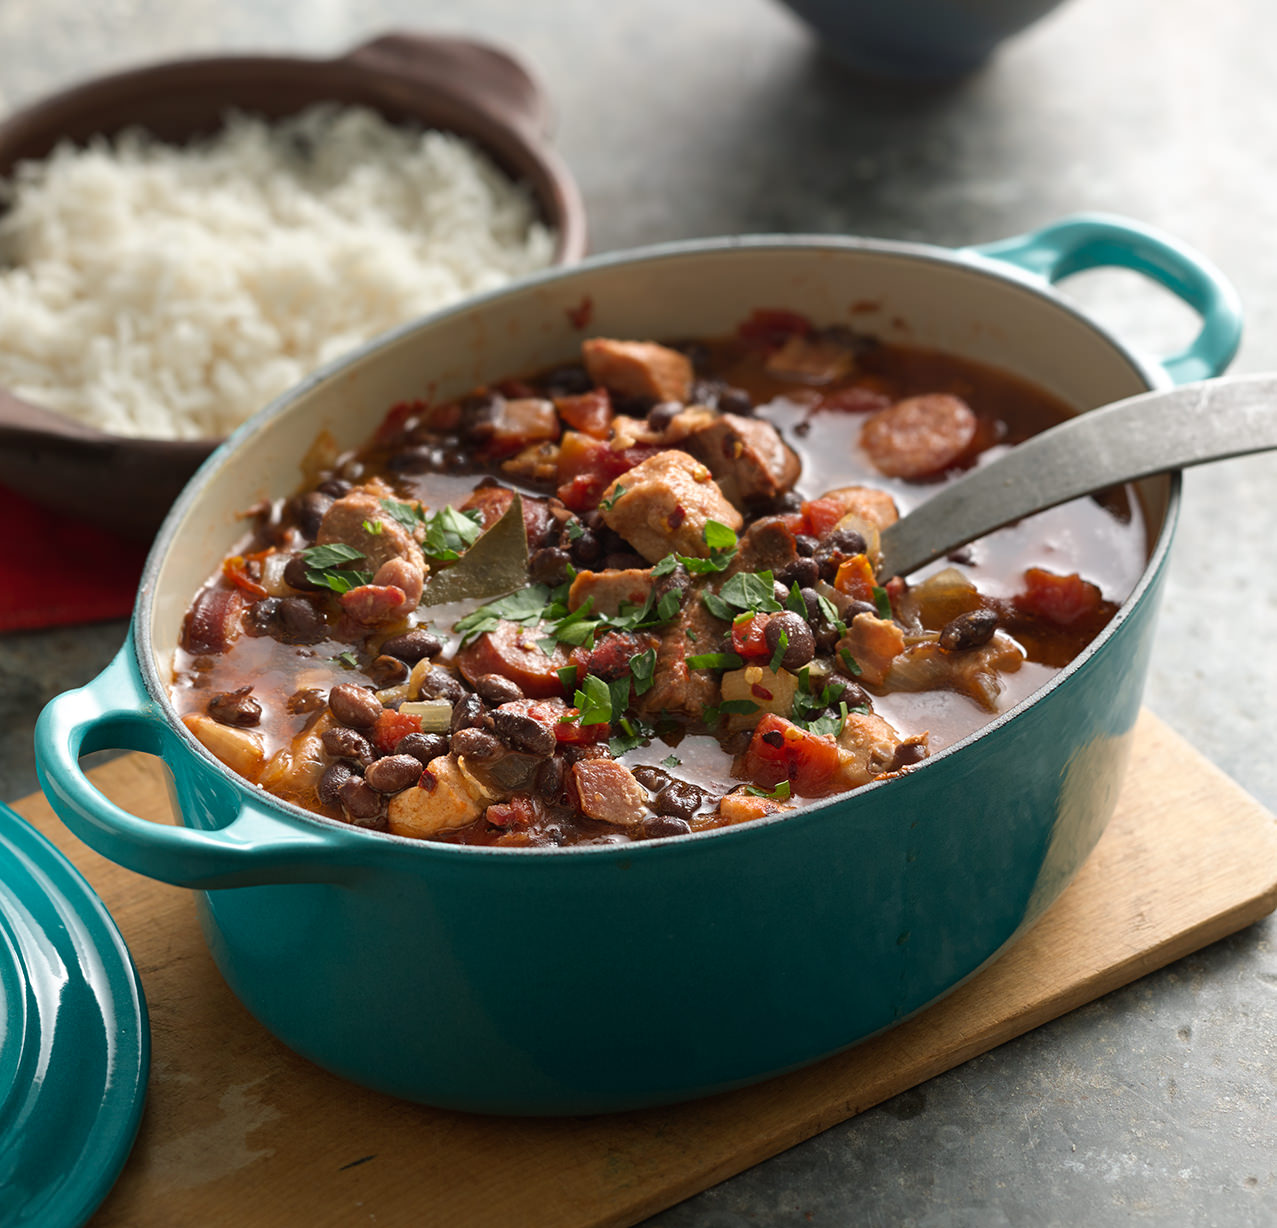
xmin=555 ymin=389 xmax=613 ymax=439
xmin=740 ymin=714 xmax=842 ymax=797
xmin=737 ymin=308 xmax=813 ymax=349
xmin=222 ymin=551 xmax=270 ymax=599
xmin=731 ymin=613 xmax=772 ymax=659
xmin=833 ymin=554 xmax=877 ymax=604
xmin=1015 ymin=568 xmax=1104 ymax=626
xmin=372 ymin=399 xmax=431 ymax=446
xmin=371 ymin=710 xmax=423 ymax=756
xmin=554 ymin=714 xmax=609 ymax=745
xmin=555 ymin=433 xmax=663 ymax=510
xmin=801 ymin=495 xmax=849 ymax=539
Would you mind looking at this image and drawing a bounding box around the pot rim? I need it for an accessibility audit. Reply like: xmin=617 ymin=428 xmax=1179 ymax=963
xmin=134 ymin=230 xmax=1182 ymax=859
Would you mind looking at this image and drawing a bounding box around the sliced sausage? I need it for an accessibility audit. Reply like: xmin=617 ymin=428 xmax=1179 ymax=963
xmin=455 ymin=619 xmax=573 ymax=699
xmin=860 ymin=394 xmax=977 ymax=479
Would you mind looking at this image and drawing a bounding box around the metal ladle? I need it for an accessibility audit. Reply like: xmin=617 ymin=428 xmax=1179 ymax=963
xmin=875 ymin=373 xmax=1277 ymax=579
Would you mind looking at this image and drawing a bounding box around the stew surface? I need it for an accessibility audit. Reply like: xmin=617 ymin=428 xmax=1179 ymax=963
xmin=171 ymin=311 xmax=1147 ymax=846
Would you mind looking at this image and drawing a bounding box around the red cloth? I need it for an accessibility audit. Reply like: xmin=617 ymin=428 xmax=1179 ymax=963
xmin=0 ymin=485 xmax=149 ymax=632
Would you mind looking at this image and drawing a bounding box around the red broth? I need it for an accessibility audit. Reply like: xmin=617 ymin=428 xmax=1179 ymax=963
xmin=171 ymin=314 xmax=1145 ymax=846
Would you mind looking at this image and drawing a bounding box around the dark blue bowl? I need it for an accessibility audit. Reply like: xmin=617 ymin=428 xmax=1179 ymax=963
xmin=779 ymin=0 xmax=1073 ymax=77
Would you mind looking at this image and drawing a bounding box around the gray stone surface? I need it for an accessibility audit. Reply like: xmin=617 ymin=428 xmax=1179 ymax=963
xmin=0 ymin=0 xmax=1273 ymax=1223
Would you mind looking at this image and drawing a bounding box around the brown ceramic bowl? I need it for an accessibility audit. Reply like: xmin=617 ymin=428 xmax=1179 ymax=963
xmin=0 ymin=32 xmax=587 ymax=539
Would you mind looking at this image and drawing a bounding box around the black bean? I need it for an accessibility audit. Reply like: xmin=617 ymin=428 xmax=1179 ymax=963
xmin=384 ymin=445 xmax=446 ymax=474
xmin=451 ymin=726 xmax=504 ymax=761
xmin=776 ymin=557 xmax=820 ymax=589
xmin=473 ymin=673 xmax=525 ymax=705
xmin=246 ymin=597 xmax=281 ymax=636
xmin=630 ymin=765 xmax=672 ymax=792
xmin=646 ymin=401 xmax=682 ymax=431
xmin=889 ymin=741 xmax=929 ymax=771
xmin=491 ymin=708 xmax=556 ymax=756
xmin=338 ymin=776 xmax=383 ymax=821
xmin=718 ymin=386 xmax=754 ymax=415
xmin=845 ymin=599 xmax=877 ymax=619
xmin=321 ymin=726 xmax=375 ymax=766
xmin=939 ymin=609 xmax=998 ymax=652
xmin=529 ymin=546 xmax=571 ymax=586
xmin=450 ymin=693 xmax=487 ymax=734
xmin=533 ymin=756 xmax=567 ymax=804
xmin=816 ymin=624 xmax=842 ymax=656
xmin=794 ymin=534 xmax=819 ymax=558
xmin=290 ymin=490 xmax=334 ymax=540
xmin=652 ymin=780 xmax=708 ymax=821
xmin=772 ymin=580 xmax=792 ymax=607
xmin=283 ymin=553 xmax=323 ymax=592
xmin=769 ymin=491 xmax=803 ymax=514
xmin=764 ymin=612 xmax=816 ymax=671
xmin=568 ymin=529 xmax=604 ymax=567
xmin=365 ymin=754 xmax=425 ymax=794
xmin=207 ymin=686 xmax=261 ymax=727
xmin=604 ymin=552 xmax=648 ymax=572
xmin=395 ymin=732 xmax=449 ymax=764
xmin=367 ymin=655 xmax=409 ymax=688
xmin=814 ymin=526 xmax=869 ymax=581
xmin=542 ymin=364 xmax=592 ymax=397
xmin=418 ymin=669 xmax=466 ymax=703
xmin=639 ymin=815 xmax=692 ymax=840
xmin=458 ymin=391 xmax=504 ymax=442
xmin=317 ymin=477 xmax=351 ymax=499
xmin=328 ymin=683 xmax=382 ymax=729
xmin=276 ymin=597 xmax=327 ymax=645
xmin=317 ymin=762 xmax=353 ymax=808
xmin=797 ymin=587 xmax=824 ymax=625
xmin=381 ymin=628 xmax=443 ymax=663
xmin=286 ymin=687 xmax=326 ymax=715
xmin=834 ymin=679 xmax=872 ymax=710
xmin=338 ymin=458 xmax=365 ymax=483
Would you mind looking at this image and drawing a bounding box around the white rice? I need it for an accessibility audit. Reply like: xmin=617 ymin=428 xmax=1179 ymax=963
xmin=0 ymin=104 xmax=557 ymax=439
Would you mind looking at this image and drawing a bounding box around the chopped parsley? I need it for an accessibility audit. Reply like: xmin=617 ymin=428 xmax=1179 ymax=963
xmin=362 ymin=519 xmax=384 ymax=535
xmin=599 ymin=483 xmax=626 ymax=511
xmin=334 ymin=649 xmax=360 ymax=668
xmin=839 ymin=647 xmax=862 ymax=676
xmin=660 ymin=754 xmax=682 ymax=768
xmin=565 ymin=518 xmax=585 ymax=542
xmin=572 ymin=674 xmax=613 ymax=726
xmin=745 ymin=780 xmax=792 ymax=800
xmin=379 ymin=498 xmax=484 ymax=562
xmin=631 ymin=648 xmax=657 ymax=695
xmin=609 ymin=713 xmax=655 ymax=757
xmin=300 ymin=542 xmax=372 ymax=594
xmin=872 ymin=584 xmax=893 ymax=621
xmin=702 ymin=569 xmax=784 ymax=621
xmin=455 ymin=584 xmax=554 ymax=645
xmin=768 ymin=629 xmax=789 ymax=673
xmin=687 ymin=651 xmax=744 ymax=671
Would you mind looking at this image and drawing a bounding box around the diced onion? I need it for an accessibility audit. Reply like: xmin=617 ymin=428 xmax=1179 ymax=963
xmin=400 ymin=699 xmax=453 ymax=732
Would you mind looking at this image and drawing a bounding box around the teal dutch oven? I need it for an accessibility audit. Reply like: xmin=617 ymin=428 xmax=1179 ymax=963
xmin=34 ymin=215 xmax=1240 ymax=1115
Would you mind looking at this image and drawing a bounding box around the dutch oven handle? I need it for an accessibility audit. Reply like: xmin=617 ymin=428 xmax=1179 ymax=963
xmin=968 ymin=213 xmax=1243 ymax=385
xmin=338 ymin=31 xmax=553 ymax=142
xmin=34 ymin=645 xmax=359 ymax=890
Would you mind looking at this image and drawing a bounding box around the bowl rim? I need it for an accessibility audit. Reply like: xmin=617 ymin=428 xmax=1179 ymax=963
xmin=134 ymin=230 xmax=1181 ymax=859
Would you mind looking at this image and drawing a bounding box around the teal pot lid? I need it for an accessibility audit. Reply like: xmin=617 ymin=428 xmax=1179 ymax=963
xmin=0 ymin=802 xmax=148 ymax=1227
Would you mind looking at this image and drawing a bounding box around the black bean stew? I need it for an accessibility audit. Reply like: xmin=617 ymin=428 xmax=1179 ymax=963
xmin=171 ymin=311 xmax=1146 ymax=846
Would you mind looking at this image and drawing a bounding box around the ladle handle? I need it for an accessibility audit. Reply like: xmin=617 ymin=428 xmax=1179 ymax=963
xmin=877 ymin=373 xmax=1277 ymax=579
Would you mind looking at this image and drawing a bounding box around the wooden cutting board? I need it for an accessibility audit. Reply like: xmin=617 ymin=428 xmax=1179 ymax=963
xmin=14 ymin=709 xmax=1277 ymax=1228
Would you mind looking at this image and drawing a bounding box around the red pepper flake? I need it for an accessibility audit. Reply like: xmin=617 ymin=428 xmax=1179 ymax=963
xmin=666 ymin=504 xmax=686 ymax=531
xmin=751 ymin=683 xmax=774 ymax=701
xmin=418 ymin=768 xmax=437 ymax=792
xmin=566 ymin=295 xmax=594 ymax=330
